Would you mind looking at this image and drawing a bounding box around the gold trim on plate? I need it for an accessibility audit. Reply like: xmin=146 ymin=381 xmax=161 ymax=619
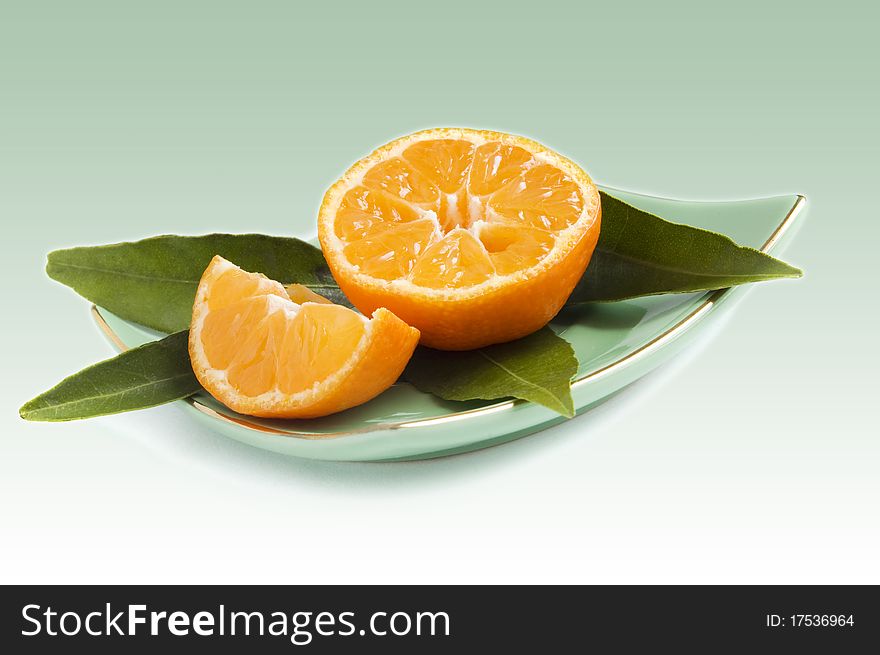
xmin=91 ymin=192 xmax=806 ymax=439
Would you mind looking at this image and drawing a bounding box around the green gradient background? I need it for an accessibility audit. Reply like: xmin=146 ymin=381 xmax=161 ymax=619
xmin=1 ymin=1 xmax=877 ymax=583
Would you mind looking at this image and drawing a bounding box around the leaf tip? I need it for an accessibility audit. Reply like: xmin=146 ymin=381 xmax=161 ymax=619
xmin=559 ymin=392 xmax=576 ymax=419
xmin=18 ymin=400 xmax=40 ymax=422
xmin=541 ymin=389 xmax=575 ymax=418
xmin=44 ymin=248 xmax=68 ymax=284
xmin=770 ymin=262 xmax=803 ymax=281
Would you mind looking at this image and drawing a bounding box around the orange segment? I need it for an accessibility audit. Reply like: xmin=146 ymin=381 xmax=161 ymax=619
xmin=477 ymin=222 xmax=556 ymax=277
xmin=335 ymin=186 xmax=421 ymax=241
xmin=488 ymin=164 xmax=585 ymax=231
xmin=410 ymin=229 xmax=495 ymax=289
xmin=318 ymin=128 xmax=601 ymax=350
xmin=189 ymin=256 xmax=420 ymax=419
xmin=362 ymin=157 xmax=439 ymax=204
xmin=225 ymin=301 xmax=289 ymax=397
xmin=205 ymin=266 xmax=287 ymax=311
xmin=342 ymin=218 xmax=438 ymax=281
xmin=276 ymin=304 xmax=366 ymax=395
xmin=201 ymin=295 xmax=280 ymax=371
xmin=403 ymin=139 xmax=474 ymax=193
xmin=468 ymin=142 xmax=534 ymax=196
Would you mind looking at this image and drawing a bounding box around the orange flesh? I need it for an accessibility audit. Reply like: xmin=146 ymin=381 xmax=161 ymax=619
xmin=198 ymin=266 xmax=366 ymax=397
xmin=334 ymin=139 xmax=586 ymax=289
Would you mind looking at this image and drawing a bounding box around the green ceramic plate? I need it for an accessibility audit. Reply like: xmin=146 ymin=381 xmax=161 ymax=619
xmin=91 ymin=187 xmax=804 ymax=461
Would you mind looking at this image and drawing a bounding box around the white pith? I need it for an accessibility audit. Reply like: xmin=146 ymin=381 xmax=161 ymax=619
xmin=320 ymin=128 xmax=601 ymax=300
xmin=190 ymin=257 xmax=372 ymax=407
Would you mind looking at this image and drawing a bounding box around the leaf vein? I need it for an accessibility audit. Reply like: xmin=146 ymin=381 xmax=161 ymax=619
xmin=477 ymin=351 xmax=556 ymax=403
xmin=25 ymin=372 xmax=196 ymax=415
xmin=50 ymin=261 xmax=199 ymax=285
xmin=597 ymin=248 xmax=794 ymax=278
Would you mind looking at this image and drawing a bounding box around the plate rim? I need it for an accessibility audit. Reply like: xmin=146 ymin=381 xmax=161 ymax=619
xmin=90 ymin=189 xmax=806 ymax=441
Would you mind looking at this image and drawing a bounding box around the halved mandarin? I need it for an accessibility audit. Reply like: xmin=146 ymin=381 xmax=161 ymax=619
xmin=188 ymin=256 xmax=419 ymax=418
xmin=318 ymin=128 xmax=601 ymax=350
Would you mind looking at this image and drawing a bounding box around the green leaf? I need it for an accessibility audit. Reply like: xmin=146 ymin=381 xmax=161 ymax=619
xmin=404 ymin=328 xmax=577 ymax=417
xmin=19 ymin=331 xmax=198 ymax=422
xmin=36 ymin=200 xmax=803 ymax=422
xmin=46 ymin=234 xmax=347 ymax=333
xmin=567 ymin=192 xmax=803 ymax=304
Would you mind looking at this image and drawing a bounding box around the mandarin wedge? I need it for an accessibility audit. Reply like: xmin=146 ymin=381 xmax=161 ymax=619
xmin=318 ymin=128 xmax=602 ymax=350
xmin=188 ymin=256 xmax=419 ymax=419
